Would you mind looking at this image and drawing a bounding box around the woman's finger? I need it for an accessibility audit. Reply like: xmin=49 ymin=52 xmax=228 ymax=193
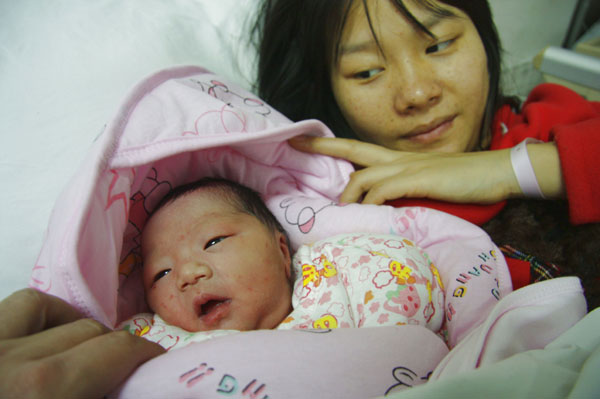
xmin=360 ymin=154 xmax=515 ymax=205
xmin=0 ymin=289 xmax=84 ymax=340
xmin=340 ymin=158 xmax=430 ymax=204
xmin=4 ymin=318 xmax=110 ymax=360
xmin=288 ymin=135 xmax=399 ymax=166
xmin=339 ymin=166 xmax=396 ymax=204
xmin=49 ymin=330 xmax=165 ymax=398
xmin=5 ymin=330 xmax=164 ymax=399
xmin=361 ymin=174 xmax=429 ymax=204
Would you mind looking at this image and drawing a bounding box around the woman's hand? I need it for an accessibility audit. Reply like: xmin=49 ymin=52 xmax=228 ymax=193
xmin=0 ymin=289 xmax=165 ymax=399
xmin=289 ymin=135 xmax=563 ymax=204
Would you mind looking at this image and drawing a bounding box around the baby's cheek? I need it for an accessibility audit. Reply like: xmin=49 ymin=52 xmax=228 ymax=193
xmin=147 ymin=289 xmax=169 ymax=312
xmin=158 ymin=294 xmax=177 ymax=311
xmin=234 ymin=273 xmax=258 ymax=293
xmin=153 ymin=293 xmax=189 ymax=326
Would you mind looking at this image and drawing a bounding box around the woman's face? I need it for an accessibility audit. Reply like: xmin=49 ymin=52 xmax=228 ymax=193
xmin=330 ymin=0 xmax=489 ymax=153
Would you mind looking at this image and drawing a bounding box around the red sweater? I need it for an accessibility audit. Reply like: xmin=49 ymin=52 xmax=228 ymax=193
xmin=388 ymin=83 xmax=600 ymax=225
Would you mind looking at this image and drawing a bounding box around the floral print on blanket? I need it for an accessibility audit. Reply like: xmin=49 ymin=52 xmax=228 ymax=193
xmin=279 ymin=233 xmax=445 ymax=332
xmin=119 ymin=313 xmax=237 ymax=351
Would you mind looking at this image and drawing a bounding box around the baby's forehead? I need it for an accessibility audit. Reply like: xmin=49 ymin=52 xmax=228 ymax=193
xmin=164 ymin=186 xmax=240 ymax=212
xmin=144 ymin=188 xmax=239 ymax=233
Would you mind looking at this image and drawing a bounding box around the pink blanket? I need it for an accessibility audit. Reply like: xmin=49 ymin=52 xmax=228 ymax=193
xmin=29 ymin=66 xmax=586 ymax=398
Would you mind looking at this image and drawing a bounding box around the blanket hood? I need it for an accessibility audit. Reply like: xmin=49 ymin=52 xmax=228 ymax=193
xmin=29 ymin=66 xmax=354 ymax=326
xmin=26 ymin=67 xmax=587 ymax=399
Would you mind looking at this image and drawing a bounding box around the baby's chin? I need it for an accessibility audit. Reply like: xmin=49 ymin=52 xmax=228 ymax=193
xmin=156 ymin=302 xmax=290 ymax=332
xmin=186 ymin=315 xmax=284 ymax=333
xmin=158 ymin=306 xmax=239 ymax=332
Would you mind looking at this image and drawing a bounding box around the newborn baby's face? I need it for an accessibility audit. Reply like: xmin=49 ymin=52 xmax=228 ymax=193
xmin=141 ymin=189 xmax=291 ymax=332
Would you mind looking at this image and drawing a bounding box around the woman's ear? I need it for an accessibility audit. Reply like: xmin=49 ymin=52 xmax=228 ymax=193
xmin=276 ymin=232 xmax=292 ymax=278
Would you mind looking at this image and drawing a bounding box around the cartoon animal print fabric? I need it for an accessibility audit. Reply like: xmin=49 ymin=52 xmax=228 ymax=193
xmin=279 ymin=233 xmax=444 ymax=332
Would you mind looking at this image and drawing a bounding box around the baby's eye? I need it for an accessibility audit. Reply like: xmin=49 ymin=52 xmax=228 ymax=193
xmin=353 ymin=68 xmax=382 ymax=80
xmin=204 ymin=236 xmax=227 ymax=249
xmin=153 ymin=269 xmax=171 ymax=283
xmin=426 ymin=39 xmax=454 ymax=54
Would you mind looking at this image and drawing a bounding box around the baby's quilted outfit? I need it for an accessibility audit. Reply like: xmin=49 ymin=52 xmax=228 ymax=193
xmin=120 ymin=233 xmax=444 ymax=349
xmin=279 ymin=233 xmax=444 ymax=331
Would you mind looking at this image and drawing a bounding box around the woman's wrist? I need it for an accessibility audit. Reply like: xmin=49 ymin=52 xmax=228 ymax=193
xmin=506 ymin=140 xmax=565 ymax=200
xmin=527 ymin=142 xmax=565 ymax=199
xmin=510 ymin=139 xmax=546 ymax=198
xmin=499 ymin=148 xmax=525 ymax=200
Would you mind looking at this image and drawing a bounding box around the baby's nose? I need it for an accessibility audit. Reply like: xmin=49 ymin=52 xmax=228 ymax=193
xmin=177 ymin=262 xmax=212 ymax=291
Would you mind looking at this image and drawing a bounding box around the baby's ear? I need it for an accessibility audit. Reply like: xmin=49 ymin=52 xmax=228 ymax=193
xmin=277 ymin=232 xmax=292 ymax=278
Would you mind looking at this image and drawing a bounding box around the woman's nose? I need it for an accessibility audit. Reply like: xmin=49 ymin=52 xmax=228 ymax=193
xmin=392 ymin=59 xmax=442 ymax=114
xmin=177 ymin=262 xmax=213 ymax=291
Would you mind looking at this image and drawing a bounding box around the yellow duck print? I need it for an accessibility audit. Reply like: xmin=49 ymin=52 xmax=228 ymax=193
xmin=430 ymin=263 xmax=444 ymax=290
xmin=389 ymin=260 xmax=416 ymax=285
xmin=134 ymin=325 xmax=150 ymax=337
xmin=302 ymin=255 xmax=338 ymax=288
xmin=302 ymin=264 xmax=320 ymax=287
xmin=369 ymin=250 xmax=389 ymax=258
xmin=313 ymin=314 xmax=338 ymax=329
xmin=320 ymin=255 xmax=337 ymax=278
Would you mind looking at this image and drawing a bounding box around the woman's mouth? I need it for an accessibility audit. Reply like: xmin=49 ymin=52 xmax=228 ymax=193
xmin=404 ymin=116 xmax=455 ymax=144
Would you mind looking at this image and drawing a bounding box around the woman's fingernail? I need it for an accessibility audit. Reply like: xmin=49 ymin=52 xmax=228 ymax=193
xmin=288 ymin=136 xmax=309 ymax=148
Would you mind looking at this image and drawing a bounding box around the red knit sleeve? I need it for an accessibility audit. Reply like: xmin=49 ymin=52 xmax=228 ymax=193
xmin=494 ymin=83 xmax=600 ymax=224
xmin=389 ymin=84 xmax=600 ymax=226
xmin=553 ymin=117 xmax=600 ymax=224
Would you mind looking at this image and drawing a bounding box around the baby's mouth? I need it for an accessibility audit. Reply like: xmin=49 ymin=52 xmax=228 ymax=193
xmin=194 ymin=295 xmax=231 ymax=327
xmin=198 ymin=299 xmax=228 ymax=316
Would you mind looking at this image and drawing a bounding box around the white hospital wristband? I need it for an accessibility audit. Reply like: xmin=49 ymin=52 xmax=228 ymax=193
xmin=510 ymin=138 xmax=546 ymax=199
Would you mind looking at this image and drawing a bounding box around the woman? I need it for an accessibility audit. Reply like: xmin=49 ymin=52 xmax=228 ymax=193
xmin=250 ymin=0 xmax=600 ymax=307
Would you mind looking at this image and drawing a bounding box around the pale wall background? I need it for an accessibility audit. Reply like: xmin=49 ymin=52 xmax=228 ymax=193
xmin=490 ymin=0 xmax=580 ymax=97
xmin=0 ymin=0 xmax=585 ymax=301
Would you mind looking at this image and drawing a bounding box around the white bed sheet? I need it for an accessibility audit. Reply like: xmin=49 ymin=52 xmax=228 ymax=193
xmin=0 ymin=0 xmax=256 ymax=300
xmin=0 ymin=0 xmax=577 ymax=302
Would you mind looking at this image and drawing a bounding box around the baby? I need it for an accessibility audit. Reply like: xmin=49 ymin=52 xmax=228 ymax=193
xmin=141 ymin=177 xmax=293 ymax=332
xmin=137 ymin=177 xmax=444 ymax=341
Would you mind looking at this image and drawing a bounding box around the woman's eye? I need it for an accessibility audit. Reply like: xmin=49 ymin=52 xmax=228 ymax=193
xmin=353 ymin=68 xmax=382 ymax=80
xmin=426 ymin=39 xmax=454 ymax=54
xmin=153 ymin=269 xmax=171 ymax=283
xmin=204 ymin=236 xmax=227 ymax=249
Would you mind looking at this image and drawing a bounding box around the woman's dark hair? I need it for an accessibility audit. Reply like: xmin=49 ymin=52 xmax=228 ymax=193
xmin=250 ymin=0 xmax=505 ymax=149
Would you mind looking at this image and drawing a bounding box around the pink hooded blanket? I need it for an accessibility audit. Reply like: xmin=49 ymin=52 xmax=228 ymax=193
xmin=29 ymin=66 xmax=586 ymax=398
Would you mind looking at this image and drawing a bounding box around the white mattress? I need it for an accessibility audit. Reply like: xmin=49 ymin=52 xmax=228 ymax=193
xmin=0 ymin=0 xmax=578 ymax=301
xmin=0 ymin=0 xmax=256 ymax=300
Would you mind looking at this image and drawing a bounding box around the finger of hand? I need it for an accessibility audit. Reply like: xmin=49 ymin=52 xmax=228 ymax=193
xmin=359 ymin=166 xmax=505 ymax=205
xmin=6 ymin=331 xmax=164 ymax=399
xmin=54 ymin=330 xmax=165 ymax=398
xmin=343 ymin=150 xmax=518 ymax=205
xmin=340 ymin=165 xmax=405 ymax=204
xmin=4 ymin=318 xmax=110 ymax=360
xmin=340 ymin=176 xmax=373 ymax=204
xmin=361 ymin=176 xmax=415 ymax=204
xmin=0 ymin=289 xmax=84 ymax=340
xmin=289 ymin=135 xmax=398 ymax=166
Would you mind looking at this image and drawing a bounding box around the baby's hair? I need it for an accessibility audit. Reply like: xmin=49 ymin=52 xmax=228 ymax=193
xmin=152 ymin=177 xmax=288 ymax=238
xmin=150 ymin=177 xmax=294 ymax=284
